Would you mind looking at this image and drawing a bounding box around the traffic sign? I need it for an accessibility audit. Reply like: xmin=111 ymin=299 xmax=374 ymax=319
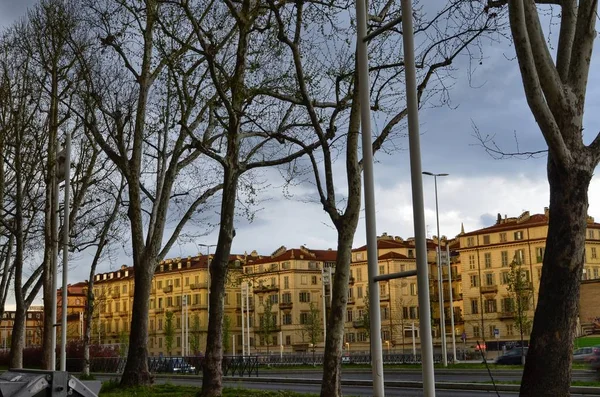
xmin=494 ymin=328 xmax=500 ymax=339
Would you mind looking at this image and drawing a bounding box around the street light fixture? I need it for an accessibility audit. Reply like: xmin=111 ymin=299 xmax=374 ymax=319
xmin=422 ymin=171 xmax=448 ymax=367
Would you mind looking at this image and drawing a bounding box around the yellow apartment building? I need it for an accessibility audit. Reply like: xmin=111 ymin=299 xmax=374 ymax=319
xmin=57 ymin=281 xmax=88 ymax=341
xmin=457 ymin=209 xmax=600 ymax=347
xmin=0 ymin=306 xmax=44 ymax=348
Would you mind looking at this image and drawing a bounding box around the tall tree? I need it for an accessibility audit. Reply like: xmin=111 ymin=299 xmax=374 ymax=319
xmin=164 ymin=311 xmax=175 ymax=356
xmin=300 ymin=302 xmax=322 ymax=362
xmin=506 ymin=256 xmax=533 ymax=365
xmin=266 ymin=1 xmax=495 ymax=394
xmin=485 ymin=1 xmax=599 ymax=395
xmin=73 ymin=0 xmax=223 ymax=385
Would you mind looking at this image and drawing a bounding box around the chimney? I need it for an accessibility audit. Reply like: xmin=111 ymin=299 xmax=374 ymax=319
xmin=497 ymin=213 xmax=502 ymax=224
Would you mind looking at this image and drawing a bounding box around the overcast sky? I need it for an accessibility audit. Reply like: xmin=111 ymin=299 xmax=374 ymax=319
xmin=3 ymin=1 xmax=600 ymax=289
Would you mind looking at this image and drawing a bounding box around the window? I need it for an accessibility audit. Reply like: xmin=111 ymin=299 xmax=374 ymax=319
xmin=346 ymin=310 xmax=353 ymax=322
xmin=282 ymin=313 xmax=292 ymax=325
xmin=410 ymin=283 xmax=417 ymax=296
xmin=409 ymin=306 xmax=419 ymax=319
xmin=157 ymin=281 xmax=163 ymax=289
xmin=185 ymin=277 xmax=189 ymax=286
xmin=300 ymin=312 xmax=309 ymax=324
xmin=379 ymin=265 xmax=385 ymax=275
xmin=467 ymin=237 xmax=475 ymax=247
xmin=499 ymin=232 xmax=507 ymax=242
xmin=537 ymin=267 xmax=542 ymax=281
xmin=408 ymin=249 xmax=414 ymax=258
xmin=158 ymin=319 xmax=163 ymax=330
xmin=311 ymin=276 xmax=318 ymax=285
xmin=348 ymin=288 xmax=353 ymax=298
xmin=282 ymin=293 xmax=291 ymax=303
xmin=122 ymin=284 xmax=127 ymax=293
xmin=299 ymin=292 xmax=310 ymax=302
xmin=382 ymin=307 xmax=389 ymax=320
xmin=484 ymin=253 xmax=492 ymax=268
xmin=357 ymin=332 xmax=367 ymax=342
xmin=483 ymin=235 xmax=490 ymax=245
xmin=471 ymin=299 xmax=478 ymax=315
xmin=346 ymin=333 xmax=356 ymax=343
xmin=469 ymin=255 xmax=476 ymax=270
xmin=470 ymin=275 xmax=479 ymax=288
xmin=514 ymin=231 xmax=524 ymax=240
xmin=269 ymin=294 xmax=278 ymax=304
xmin=357 ymin=286 xmax=363 ymax=298
xmin=592 ymin=247 xmax=598 ymax=259
xmin=501 ymin=251 xmax=509 ymax=267
xmin=536 ymin=247 xmax=545 ymax=263
xmin=382 ymin=330 xmax=390 ymax=341
xmin=501 ymin=271 xmax=509 ymax=285
xmin=595 ymin=268 xmax=599 ymax=279
xmin=473 ymin=326 xmax=480 ymax=338
xmin=515 ymin=249 xmax=525 ymax=264
xmin=501 ymin=297 xmax=514 ymax=313
xmin=301 ymin=275 xmax=308 ymax=285
xmin=507 ymin=324 xmax=514 ymax=336
xmin=356 ymin=269 xmax=362 ymax=282
xmin=284 ymin=276 xmax=289 ymax=289
xmin=485 ymin=299 xmax=497 ymax=313
xmin=286 ymin=335 xmax=291 ymax=345
xmin=175 ymin=278 xmax=180 ymax=288
xmin=485 ymin=273 xmax=495 ymax=286
xmin=590 ymin=230 xmax=596 ymax=239
xmin=489 ymin=325 xmax=497 ymax=338
xmin=159 ymin=338 xmax=163 ymax=348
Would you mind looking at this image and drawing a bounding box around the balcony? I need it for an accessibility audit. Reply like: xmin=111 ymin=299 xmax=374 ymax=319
xmin=155 ymin=308 xmax=164 ymax=314
xmin=347 ymin=297 xmax=355 ymax=305
xmin=254 ymin=285 xmax=279 ymax=293
xmin=379 ymin=294 xmax=390 ymax=302
xmin=348 ymin=277 xmax=355 ymax=285
xmin=163 ymin=285 xmax=173 ymax=293
xmin=104 ymin=312 xmax=113 ymax=318
xmin=190 ymin=282 xmax=208 ymax=290
xmin=192 ymin=303 xmax=209 ymax=310
xmin=279 ymin=302 xmax=293 ymax=310
xmin=352 ymin=320 xmax=364 ymax=328
xmin=111 ymin=291 xmax=121 ymax=299
xmin=500 ymin=311 xmax=515 ymax=319
xmin=480 ymin=284 xmax=498 ymax=294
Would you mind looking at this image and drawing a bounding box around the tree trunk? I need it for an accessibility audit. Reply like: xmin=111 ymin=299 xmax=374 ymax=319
xmin=320 ymin=223 xmax=358 ymax=397
xmin=520 ymin=154 xmax=593 ymax=396
xmin=120 ymin=262 xmax=154 ymax=386
xmin=201 ymin=171 xmax=239 ymax=397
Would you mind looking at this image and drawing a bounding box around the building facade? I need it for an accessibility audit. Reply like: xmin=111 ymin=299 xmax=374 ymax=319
xmin=458 ymin=209 xmax=600 ymax=347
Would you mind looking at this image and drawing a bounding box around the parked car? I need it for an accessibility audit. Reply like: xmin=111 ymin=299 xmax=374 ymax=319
xmin=495 ymin=347 xmax=528 ymax=365
xmin=588 ymin=349 xmax=600 ymax=371
xmin=573 ymin=347 xmax=595 ymax=362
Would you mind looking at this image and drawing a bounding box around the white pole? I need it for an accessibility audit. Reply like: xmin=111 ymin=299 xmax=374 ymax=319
xmin=279 ymin=331 xmax=283 ymax=360
xmin=321 ymin=268 xmax=327 ymax=344
xmin=241 ymin=284 xmax=245 ymax=357
xmin=182 ymin=295 xmax=185 ymax=357
xmin=401 ymin=0 xmax=436 ymax=393
xmin=232 ymin=334 xmax=235 ymax=357
xmin=51 ymin=175 xmax=59 ymax=369
xmin=246 ymin=283 xmax=251 ymax=354
xmin=434 ymin=176 xmax=447 ymax=367
xmin=412 ymin=322 xmax=416 ymax=359
xmin=60 ymin=131 xmax=71 ymax=372
xmin=356 ymin=0 xmax=384 ymax=394
xmin=447 ymin=245 xmax=457 ymax=362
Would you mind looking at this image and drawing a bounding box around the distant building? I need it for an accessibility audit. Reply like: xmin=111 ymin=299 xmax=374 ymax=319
xmin=458 ymin=209 xmax=600 ymax=346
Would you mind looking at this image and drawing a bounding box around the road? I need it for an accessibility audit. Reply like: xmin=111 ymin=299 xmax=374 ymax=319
xmin=96 ymin=370 xmax=600 ymax=397
xmin=259 ymin=368 xmax=598 ymax=383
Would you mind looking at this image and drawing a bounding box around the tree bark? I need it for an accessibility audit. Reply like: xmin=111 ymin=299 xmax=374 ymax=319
xmin=520 ymin=153 xmax=593 ymax=396
xmin=201 ymin=171 xmax=239 ymax=397
xmin=320 ymin=223 xmax=357 ymax=397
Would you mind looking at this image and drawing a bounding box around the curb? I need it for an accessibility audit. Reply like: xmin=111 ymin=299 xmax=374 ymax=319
xmin=224 ymin=376 xmax=600 ymax=395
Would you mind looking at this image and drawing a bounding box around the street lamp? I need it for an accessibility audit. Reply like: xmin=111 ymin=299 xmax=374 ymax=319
xmin=422 ymin=171 xmax=448 ymax=367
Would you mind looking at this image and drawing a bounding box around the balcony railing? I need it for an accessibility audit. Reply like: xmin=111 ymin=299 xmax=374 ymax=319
xmin=111 ymin=292 xmax=121 ymax=299
xmin=380 ymin=294 xmax=390 ymax=301
xmin=480 ymin=284 xmax=498 ymax=294
xmin=163 ymin=285 xmax=173 ymax=293
xmin=190 ymin=282 xmax=208 ymax=290
xmin=254 ymin=285 xmax=279 ymax=293
xmin=348 ymin=277 xmax=355 ymax=285
xmin=279 ymin=302 xmax=293 ymax=310
xmin=347 ymin=297 xmax=355 ymax=305
xmin=499 ymin=311 xmax=514 ymax=319
xmin=352 ymin=320 xmax=364 ymax=328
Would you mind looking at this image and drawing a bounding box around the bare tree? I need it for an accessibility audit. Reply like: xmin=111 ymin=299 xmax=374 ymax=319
xmin=482 ymin=1 xmax=599 ymax=395
xmin=266 ymin=1 xmax=496 ymax=395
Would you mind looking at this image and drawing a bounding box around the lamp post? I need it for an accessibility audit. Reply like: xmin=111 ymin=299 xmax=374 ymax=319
xmin=422 ymin=171 xmax=448 ymax=367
